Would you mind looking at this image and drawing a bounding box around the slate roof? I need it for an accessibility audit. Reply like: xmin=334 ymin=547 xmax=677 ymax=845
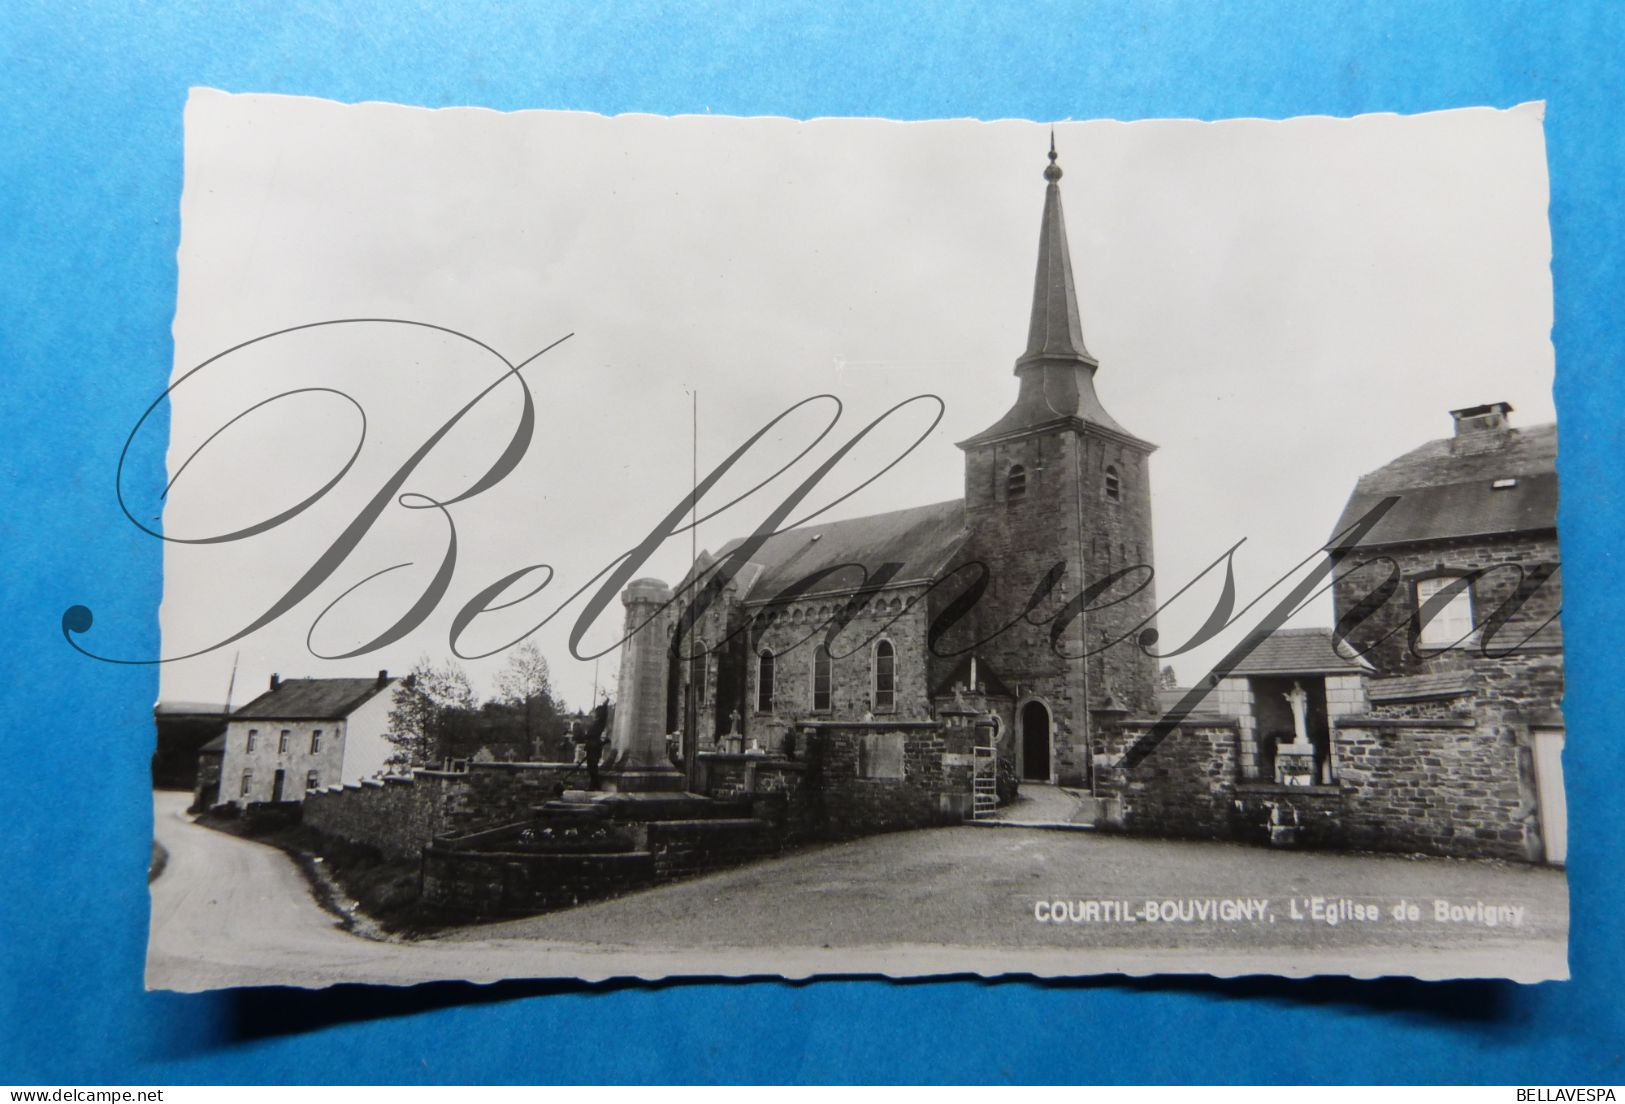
xmin=154 ymin=700 xmax=228 ymax=716
xmin=1331 ymin=423 xmax=1557 ymax=549
xmin=230 ymin=677 xmax=395 ymax=721
xmin=713 ymin=499 xmax=969 ymax=604
xmin=1228 ymin=628 xmax=1369 ymax=676
xmin=198 ymin=734 xmax=227 ymax=754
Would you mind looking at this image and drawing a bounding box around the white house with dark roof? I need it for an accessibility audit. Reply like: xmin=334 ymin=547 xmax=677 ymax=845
xmin=216 ymin=671 xmax=402 ymax=806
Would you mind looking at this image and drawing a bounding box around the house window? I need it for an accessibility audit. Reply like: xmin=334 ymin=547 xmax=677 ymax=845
xmin=873 ymin=639 xmax=896 ymax=711
xmin=1104 ymin=465 xmax=1121 ymax=500
xmin=245 ymin=729 xmax=257 ymax=753
xmin=689 ymin=644 xmax=708 ymax=704
xmin=1416 ymin=575 xmax=1475 ymax=649
xmin=1006 ymin=464 xmax=1027 ymax=500
xmin=757 ymin=648 xmax=776 ymax=712
xmin=239 ymin=769 xmax=253 ymax=798
xmin=812 ymin=645 xmax=833 ymax=712
xmin=278 ymin=729 xmax=290 ymax=754
xmin=310 ymin=730 xmax=322 ymax=754
xmin=305 ymin=770 xmax=320 ymax=792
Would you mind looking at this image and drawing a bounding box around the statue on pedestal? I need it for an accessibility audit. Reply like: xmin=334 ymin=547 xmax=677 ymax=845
xmin=1282 ymin=682 xmax=1311 ymax=746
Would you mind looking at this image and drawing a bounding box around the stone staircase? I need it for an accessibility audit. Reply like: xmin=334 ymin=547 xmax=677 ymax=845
xmin=420 ymin=789 xmax=785 ymax=917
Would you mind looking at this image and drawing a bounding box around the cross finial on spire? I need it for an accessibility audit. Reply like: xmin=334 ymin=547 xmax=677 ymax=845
xmin=1044 ymin=129 xmax=1062 ymax=182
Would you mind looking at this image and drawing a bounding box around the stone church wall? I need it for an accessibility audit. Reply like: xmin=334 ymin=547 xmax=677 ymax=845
xmin=742 ymin=587 xmax=936 ymax=747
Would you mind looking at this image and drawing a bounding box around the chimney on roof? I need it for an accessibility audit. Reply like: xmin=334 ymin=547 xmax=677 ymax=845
xmin=377 ymin=669 xmax=389 ymax=688
xmin=1450 ymin=401 xmax=1513 ymax=437
xmin=269 ymin=673 xmax=281 ymax=692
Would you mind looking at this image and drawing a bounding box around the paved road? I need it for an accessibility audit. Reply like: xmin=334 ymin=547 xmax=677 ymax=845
xmin=147 ymin=791 xmax=1568 ymax=991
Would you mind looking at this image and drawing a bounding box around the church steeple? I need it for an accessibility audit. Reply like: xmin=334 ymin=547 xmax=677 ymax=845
xmin=1018 ymin=133 xmax=1097 ymax=373
xmin=959 ymin=136 xmax=1145 ymax=449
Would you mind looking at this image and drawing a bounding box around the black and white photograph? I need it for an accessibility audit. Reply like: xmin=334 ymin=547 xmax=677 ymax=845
xmin=128 ymin=90 xmax=1566 ymax=991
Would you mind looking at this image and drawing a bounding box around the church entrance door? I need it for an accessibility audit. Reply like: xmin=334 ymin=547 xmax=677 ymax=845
xmin=1021 ymin=701 xmax=1051 ymax=782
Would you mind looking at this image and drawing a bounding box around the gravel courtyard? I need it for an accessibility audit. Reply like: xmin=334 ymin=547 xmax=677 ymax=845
xmin=461 ymin=823 xmax=1567 ymax=964
xmin=149 ymin=792 xmax=1567 ymax=990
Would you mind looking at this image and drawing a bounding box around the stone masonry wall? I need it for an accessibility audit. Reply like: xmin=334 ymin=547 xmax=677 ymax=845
xmin=699 ymin=755 xmax=815 ymax=840
xmin=303 ymin=772 xmax=462 ymax=862
xmin=1091 ymin=719 xmax=1240 ymax=839
xmin=302 ymin=761 xmax=580 ymax=861
xmin=1333 ymin=714 xmax=1539 ymax=861
xmin=795 ymin=720 xmax=975 ymax=838
xmin=1092 ymin=705 xmax=1540 ymax=861
xmin=1332 ymin=532 xmax=1561 ymax=684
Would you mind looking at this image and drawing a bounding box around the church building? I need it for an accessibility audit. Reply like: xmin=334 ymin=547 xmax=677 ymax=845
xmin=609 ymin=141 xmax=1160 ymax=790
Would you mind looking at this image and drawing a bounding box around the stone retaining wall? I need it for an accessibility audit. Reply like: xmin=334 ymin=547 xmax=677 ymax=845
xmin=1091 ymin=718 xmax=1241 ymax=839
xmin=302 ymin=762 xmax=580 ymax=861
xmin=1093 ymin=710 xmax=1540 ymax=861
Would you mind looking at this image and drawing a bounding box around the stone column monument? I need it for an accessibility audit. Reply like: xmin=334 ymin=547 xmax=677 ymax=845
xmin=607 ymin=577 xmax=685 ymax=791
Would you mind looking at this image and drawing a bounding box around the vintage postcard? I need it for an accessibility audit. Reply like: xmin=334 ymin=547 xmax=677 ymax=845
xmin=129 ymin=91 xmax=1566 ymax=990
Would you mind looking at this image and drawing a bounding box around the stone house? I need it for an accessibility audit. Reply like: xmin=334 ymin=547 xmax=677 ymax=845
xmin=1089 ymin=404 xmax=1563 ymax=864
xmin=610 ymin=140 xmax=1160 ymax=790
xmin=215 ymin=671 xmax=402 ymax=807
xmin=1327 ymin=402 xmax=1564 ymax=863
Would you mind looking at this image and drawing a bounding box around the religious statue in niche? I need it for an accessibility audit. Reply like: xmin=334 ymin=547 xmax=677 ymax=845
xmin=1275 ymin=681 xmax=1318 ymax=787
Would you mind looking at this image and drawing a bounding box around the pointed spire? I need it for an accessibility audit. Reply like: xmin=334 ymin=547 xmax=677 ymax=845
xmin=1018 ymin=136 xmax=1096 ymax=373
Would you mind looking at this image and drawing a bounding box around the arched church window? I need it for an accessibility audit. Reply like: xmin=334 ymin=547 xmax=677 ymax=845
xmin=873 ymin=639 xmax=896 ymax=711
xmin=812 ymin=644 xmax=833 ymax=712
xmin=1104 ymin=465 xmax=1121 ymax=501
xmin=757 ymin=648 xmax=776 ymax=712
xmin=1006 ymin=464 xmax=1027 ymax=500
xmin=690 ymin=644 xmax=708 ymax=704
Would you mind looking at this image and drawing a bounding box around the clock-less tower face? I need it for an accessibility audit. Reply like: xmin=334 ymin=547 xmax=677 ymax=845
xmin=942 ymin=143 xmax=1160 ymax=786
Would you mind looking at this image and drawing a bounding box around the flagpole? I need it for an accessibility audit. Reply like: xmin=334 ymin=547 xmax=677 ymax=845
xmin=686 ymin=388 xmax=699 ymax=790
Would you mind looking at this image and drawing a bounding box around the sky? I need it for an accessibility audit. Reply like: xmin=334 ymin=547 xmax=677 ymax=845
xmin=150 ymin=92 xmax=1554 ymax=711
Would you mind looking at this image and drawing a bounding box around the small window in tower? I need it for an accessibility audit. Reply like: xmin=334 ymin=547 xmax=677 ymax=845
xmin=1104 ymin=465 xmax=1121 ymax=501
xmin=757 ymin=648 xmax=776 ymax=712
xmin=1007 ymin=464 xmax=1027 ymax=500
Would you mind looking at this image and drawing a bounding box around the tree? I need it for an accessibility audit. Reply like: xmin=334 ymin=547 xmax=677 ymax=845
xmin=493 ymin=640 xmax=565 ymax=759
xmin=386 ymin=656 xmax=478 ymax=768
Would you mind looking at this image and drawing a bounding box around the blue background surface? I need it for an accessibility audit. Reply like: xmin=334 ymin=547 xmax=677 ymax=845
xmin=2 ymin=0 xmax=1622 ymax=1084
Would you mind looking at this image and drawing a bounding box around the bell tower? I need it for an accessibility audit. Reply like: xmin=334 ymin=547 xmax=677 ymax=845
xmin=954 ymin=137 xmax=1160 ymax=785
